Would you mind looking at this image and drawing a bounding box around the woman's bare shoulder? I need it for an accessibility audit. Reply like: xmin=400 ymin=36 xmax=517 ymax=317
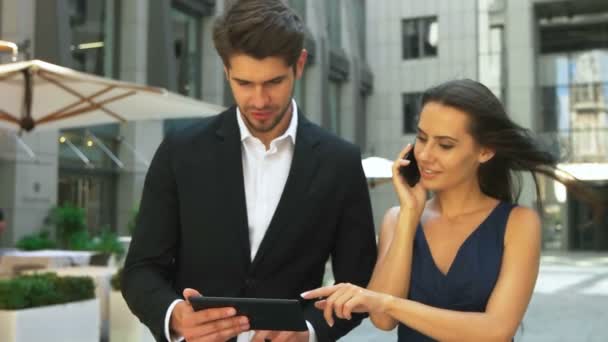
xmin=505 ymin=205 xmax=541 ymax=245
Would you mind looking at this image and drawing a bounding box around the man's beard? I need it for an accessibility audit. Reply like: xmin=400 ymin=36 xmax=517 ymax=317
xmin=242 ymin=92 xmax=294 ymax=134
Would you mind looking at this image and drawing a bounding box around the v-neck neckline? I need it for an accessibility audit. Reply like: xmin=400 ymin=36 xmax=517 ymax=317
xmin=418 ymin=201 xmax=504 ymax=278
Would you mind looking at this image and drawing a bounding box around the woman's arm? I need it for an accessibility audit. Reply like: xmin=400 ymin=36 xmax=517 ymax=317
xmin=303 ymin=206 xmax=540 ymax=341
xmin=366 ymin=207 xmax=417 ymax=330
xmin=382 ymin=206 xmax=541 ymax=341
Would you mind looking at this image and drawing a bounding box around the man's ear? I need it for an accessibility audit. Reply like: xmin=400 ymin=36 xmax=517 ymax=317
xmin=295 ymin=49 xmax=308 ymax=79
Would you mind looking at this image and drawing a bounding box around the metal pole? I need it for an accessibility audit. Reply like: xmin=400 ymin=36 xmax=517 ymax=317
xmin=86 ymin=130 xmax=124 ymax=169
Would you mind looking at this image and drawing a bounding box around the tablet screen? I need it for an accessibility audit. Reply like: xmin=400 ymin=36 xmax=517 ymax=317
xmin=189 ymin=296 xmax=308 ymax=332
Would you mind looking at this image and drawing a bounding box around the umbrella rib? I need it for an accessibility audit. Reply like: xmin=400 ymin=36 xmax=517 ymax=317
xmin=36 ymin=90 xmax=137 ymax=125
xmin=37 ymin=85 xmax=117 ymax=123
xmin=37 ymin=66 xmax=164 ymax=94
xmin=0 ymin=70 xmax=22 ymax=82
xmin=0 ymin=110 xmax=20 ymax=123
xmin=38 ymin=72 xmax=129 ymax=123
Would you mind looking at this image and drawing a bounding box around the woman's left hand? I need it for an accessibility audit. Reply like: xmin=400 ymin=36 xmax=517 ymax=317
xmin=301 ymin=283 xmax=393 ymax=327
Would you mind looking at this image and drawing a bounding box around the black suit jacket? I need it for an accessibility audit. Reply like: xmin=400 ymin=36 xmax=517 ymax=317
xmin=122 ymin=107 xmax=377 ymax=341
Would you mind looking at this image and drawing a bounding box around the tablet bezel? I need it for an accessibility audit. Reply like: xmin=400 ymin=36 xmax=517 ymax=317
xmin=189 ymin=296 xmax=308 ymax=332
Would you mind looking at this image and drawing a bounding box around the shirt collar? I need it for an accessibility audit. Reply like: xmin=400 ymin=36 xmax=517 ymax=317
xmin=236 ymin=99 xmax=298 ymax=145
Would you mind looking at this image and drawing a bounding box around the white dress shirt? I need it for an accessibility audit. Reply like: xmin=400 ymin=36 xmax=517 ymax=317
xmin=164 ymin=100 xmax=317 ymax=342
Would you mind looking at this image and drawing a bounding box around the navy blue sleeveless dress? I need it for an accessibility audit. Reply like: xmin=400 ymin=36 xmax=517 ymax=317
xmin=398 ymin=201 xmax=516 ymax=341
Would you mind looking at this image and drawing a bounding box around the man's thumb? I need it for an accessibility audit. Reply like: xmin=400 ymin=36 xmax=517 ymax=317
xmin=183 ymin=288 xmax=202 ymax=303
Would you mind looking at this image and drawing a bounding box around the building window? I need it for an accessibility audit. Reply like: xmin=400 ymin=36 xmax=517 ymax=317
xmin=163 ymin=8 xmax=204 ymax=133
xmin=540 ymin=21 xmax=608 ymax=54
xmin=68 ymin=0 xmax=115 ymax=77
xmin=402 ymin=17 xmax=438 ymax=60
xmin=172 ymin=8 xmax=202 ymax=98
xmin=403 ymin=93 xmax=423 ymax=134
xmin=540 ymin=82 xmax=608 ymax=162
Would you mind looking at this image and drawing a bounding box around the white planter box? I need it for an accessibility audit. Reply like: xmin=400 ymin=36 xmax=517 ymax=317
xmin=0 ymin=298 xmax=100 ymax=342
xmin=110 ymin=291 xmax=155 ymax=342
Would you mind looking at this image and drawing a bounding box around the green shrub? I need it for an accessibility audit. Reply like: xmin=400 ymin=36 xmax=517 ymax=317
xmin=67 ymin=230 xmax=95 ymax=251
xmin=0 ymin=273 xmax=95 ymax=310
xmin=15 ymin=231 xmax=57 ymax=251
xmin=51 ymin=204 xmax=87 ymax=248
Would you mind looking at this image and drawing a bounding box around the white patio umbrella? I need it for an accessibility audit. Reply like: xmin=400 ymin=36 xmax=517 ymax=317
xmin=362 ymin=156 xmax=394 ymax=188
xmin=0 ymin=59 xmax=225 ymax=132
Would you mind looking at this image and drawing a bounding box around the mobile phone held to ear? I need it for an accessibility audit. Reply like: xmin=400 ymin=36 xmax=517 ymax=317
xmin=399 ymin=145 xmax=420 ymax=187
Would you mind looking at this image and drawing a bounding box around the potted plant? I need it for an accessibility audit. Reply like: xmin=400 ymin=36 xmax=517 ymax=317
xmin=51 ymin=204 xmax=87 ymax=249
xmin=109 ymin=268 xmax=155 ymax=342
xmin=0 ymin=273 xmax=100 ymax=342
xmin=69 ymin=228 xmax=125 ymax=266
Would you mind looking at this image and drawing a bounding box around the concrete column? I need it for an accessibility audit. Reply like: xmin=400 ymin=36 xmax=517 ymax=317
xmin=504 ymin=0 xmax=537 ymax=208
xmin=115 ymin=0 xmax=163 ymax=234
xmin=338 ymin=0 xmax=359 ymax=144
xmin=200 ymin=10 xmax=227 ymax=105
xmin=301 ymin=0 xmax=328 ymax=126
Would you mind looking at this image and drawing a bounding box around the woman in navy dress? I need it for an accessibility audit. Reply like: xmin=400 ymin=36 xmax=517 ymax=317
xmin=302 ymin=79 xmax=583 ymax=341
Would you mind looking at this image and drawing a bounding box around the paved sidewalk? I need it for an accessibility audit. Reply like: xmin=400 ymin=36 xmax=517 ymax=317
xmin=343 ymin=252 xmax=608 ymax=341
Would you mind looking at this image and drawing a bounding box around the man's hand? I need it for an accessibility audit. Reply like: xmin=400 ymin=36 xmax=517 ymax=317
xmin=251 ymin=330 xmax=309 ymax=342
xmin=170 ymin=288 xmax=250 ymax=341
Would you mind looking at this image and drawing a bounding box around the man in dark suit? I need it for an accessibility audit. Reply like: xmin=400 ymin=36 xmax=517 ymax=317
xmin=121 ymin=1 xmax=377 ymax=341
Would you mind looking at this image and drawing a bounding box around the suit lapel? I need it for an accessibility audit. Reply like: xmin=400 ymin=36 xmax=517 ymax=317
xmin=250 ymin=113 xmax=321 ymax=272
xmin=215 ymin=108 xmax=251 ymax=269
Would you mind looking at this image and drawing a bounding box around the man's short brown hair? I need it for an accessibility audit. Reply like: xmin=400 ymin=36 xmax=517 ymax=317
xmin=213 ymin=0 xmax=305 ymax=68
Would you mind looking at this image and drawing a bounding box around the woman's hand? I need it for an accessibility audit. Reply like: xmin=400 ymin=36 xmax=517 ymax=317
xmin=392 ymin=144 xmax=427 ymax=225
xmin=301 ymin=283 xmax=393 ymax=327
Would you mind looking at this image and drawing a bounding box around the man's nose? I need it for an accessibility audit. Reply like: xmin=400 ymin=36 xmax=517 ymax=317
xmin=251 ymin=87 xmax=270 ymax=109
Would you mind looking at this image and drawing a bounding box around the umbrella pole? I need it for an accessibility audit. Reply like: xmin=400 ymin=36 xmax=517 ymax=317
xmin=19 ymin=68 xmax=35 ymax=132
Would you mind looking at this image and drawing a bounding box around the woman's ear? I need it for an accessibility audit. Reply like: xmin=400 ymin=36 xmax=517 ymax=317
xmin=479 ymin=147 xmax=495 ymax=164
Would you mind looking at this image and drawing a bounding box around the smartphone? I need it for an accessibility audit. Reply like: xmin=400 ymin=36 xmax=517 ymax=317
xmin=399 ymin=145 xmax=420 ymax=187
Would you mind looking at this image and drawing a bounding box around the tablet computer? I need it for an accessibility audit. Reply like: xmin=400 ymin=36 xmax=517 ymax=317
xmin=189 ymin=296 xmax=308 ymax=332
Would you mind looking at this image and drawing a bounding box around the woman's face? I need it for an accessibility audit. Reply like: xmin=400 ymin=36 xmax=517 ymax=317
xmin=414 ymin=102 xmax=493 ymax=192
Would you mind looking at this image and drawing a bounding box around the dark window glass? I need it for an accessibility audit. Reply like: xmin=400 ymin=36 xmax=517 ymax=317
xmin=540 ymin=22 xmax=608 ymax=54
xmin=402 ymin=20 xmax=419 ymax=59
xmin=402 ymin=17 xmax=438 ymax=60
xmin=172 ymin=8 xmax=202 ymax=98
xmin=403 ymin=93 xmax=422 ymax=134
xmin=68 ymin=0 xmax=114 ymax=76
